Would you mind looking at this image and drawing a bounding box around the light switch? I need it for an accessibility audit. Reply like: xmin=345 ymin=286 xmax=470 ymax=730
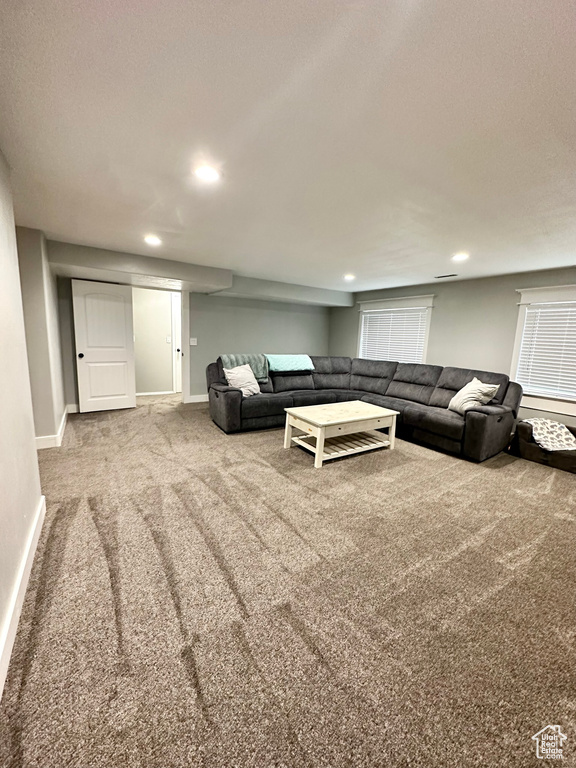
xmin=190 ymin=338 xmax=198 ymax=346
xmin=166 ymin=336 xmax=171 ymax=344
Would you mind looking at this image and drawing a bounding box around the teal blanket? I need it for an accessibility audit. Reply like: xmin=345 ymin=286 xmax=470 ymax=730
xmin=265 ymin=354 xmax=315 ymax=372
xmin=220 ymin=353 xmax=269 ymax=382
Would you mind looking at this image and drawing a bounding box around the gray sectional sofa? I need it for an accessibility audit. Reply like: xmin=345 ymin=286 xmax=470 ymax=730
xmin=206 ymin=356 xmax=523 ymax=462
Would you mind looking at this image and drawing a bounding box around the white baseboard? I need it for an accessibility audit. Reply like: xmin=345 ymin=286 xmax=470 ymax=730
xmin=136 ymin=390 xmax=175 ymax=396
xmin=0 ymin=495 xmax=46 ymax=701
xmin=35 ymin=407 xmax=68 ymax=450
xmin=183 ymin=394 xmax=209 ymax=403
xmin=66 ymin=404 xmax=79 ymax=414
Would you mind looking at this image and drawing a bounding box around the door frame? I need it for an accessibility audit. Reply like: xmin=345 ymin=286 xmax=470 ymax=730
xmin=181 ymin=290 xmax=190 ymax=403
xmin=171 ymin=292 xmax=182 ymax=394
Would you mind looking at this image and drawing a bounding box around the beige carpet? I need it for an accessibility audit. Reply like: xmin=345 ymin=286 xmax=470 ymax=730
xmin=1 ymin=394 xmax=575 ymax=767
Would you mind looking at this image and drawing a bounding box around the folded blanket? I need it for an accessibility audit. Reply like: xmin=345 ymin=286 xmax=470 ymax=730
xmin=524 ymin=418 xmax=576 ymax=452
xmin=265 ymin=354 xmax=315 ymax=372
xmin=219 ymin=353 xmax=269 ymax=383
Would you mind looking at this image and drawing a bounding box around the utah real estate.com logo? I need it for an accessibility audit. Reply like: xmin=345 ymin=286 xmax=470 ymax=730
xmin=532 ymin=725 xmax=567 ymax=760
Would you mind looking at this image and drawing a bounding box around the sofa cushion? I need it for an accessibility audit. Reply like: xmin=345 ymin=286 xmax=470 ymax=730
xmin=386 ymin=363 xmax=443 ymax=405
xmin=448 ymin=378 xmax=501 ymax=415
xmin=272 ymin=372 xmax=314 ymax=392
xmin=241 ymin=393 xmax=293 ymax=418
xmin=259 ymin=378 xmax=274 ymax=393
xmin=403 ymin=405 xmax=465 ymax=441
xmin=429 ymin=367 xmax=509 ymax=408
xmin=241 ymin=415 xmax=286 ymax=431
xmin=331 ymin=390 xmax=368 ymax=402
xmin=310 ymin=356 xmax=351 ymax=389
xmin=360 ymin=394 xmax=416 ymax=424
xmin=350 ymin=358 xmax=398 ymax=396
xmin=291 ymin=390 xmax=338 ymax=406
xmin=223 ymin=364 xmax=260 ymax=397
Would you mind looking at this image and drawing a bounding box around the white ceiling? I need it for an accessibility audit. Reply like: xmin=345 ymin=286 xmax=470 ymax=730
xmin=1 ymin=0 xmax=575 ymax=292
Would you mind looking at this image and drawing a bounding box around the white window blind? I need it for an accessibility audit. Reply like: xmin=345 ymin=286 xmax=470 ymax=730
xmin=359 ymin=306 xmax=430 ymax=363
xmin=516 ymin=302 xmax=576 ymax=400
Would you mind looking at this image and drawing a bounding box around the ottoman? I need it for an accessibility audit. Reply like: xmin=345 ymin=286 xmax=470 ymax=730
xmin=508 ymin=420 xmax=576 ymax=474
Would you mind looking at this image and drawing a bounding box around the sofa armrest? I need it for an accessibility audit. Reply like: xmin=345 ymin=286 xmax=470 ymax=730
xmin=463 ymin=407 xmax=515 ymax=462
xmin=466 ymin=404 xmax=513 ymax=417
xmin=210 ymin=382 xmax=242 ymax=395
xmin=208 ymin=384 xmax=243 ymax=433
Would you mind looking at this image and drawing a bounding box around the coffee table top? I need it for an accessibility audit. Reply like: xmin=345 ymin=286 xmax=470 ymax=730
xmin=284 ymin=400 xmax=399 ymax=427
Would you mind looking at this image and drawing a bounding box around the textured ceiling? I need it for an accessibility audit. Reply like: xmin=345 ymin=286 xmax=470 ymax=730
xmin=1 ymin=0 xmax=575 ymax=291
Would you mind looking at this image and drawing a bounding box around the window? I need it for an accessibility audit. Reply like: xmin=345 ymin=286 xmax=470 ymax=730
xmin=512 ymin=285 xmax=576 ymax=415
xmin=358 ymin=295 xmax=433 ymax=363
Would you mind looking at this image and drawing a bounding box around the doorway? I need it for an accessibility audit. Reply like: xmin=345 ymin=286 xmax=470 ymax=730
xmin=133 ymin=288 xmax=182 ymax=396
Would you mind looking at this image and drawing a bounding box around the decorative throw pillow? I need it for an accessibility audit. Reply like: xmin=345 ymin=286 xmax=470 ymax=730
xmin=223 ymin=364 xmax=260 ymax=397
xmin=448 ymin=377 xmax=500 ymax=415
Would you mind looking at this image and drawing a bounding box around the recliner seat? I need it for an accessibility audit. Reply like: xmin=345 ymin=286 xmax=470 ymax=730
xmin=206 ymin=356 xmax=523 ymax=462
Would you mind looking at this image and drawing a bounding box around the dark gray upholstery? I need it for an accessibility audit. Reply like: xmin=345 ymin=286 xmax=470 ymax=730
xmin=359 ymin=394 xmax=421 ymax=424
xmin=310 ymin=356 xmax=351 ymax=389
xmin=259 ymin=378 xmax=274 ymax=393
xmin=206 ymin=361 xmax=224 ymax=389
xmin=208 ymin=383 xmax=242 ymax=434
xmin=502 ymin=381 xmax=523 ymax=417
xmin=291 ymin=390 xmax=338 ymax=406
xmin=386 ymin=364 xmax=443 ymax=405
xmin=464 ymin=407 xmax=515 ymax=462
xmin=404 ymin=405 xmax=465 ymax=441
xmin=411 ymin=429 xmax=462 ymax=455
xmin=272 ymin=373 xmax=314 ymax=392
xmin=206 ymin=356 xmax=522 ymax=462
xmin=350 ymin=359 xmax=397 ymax=395
xmin=429 ymin=367 xmax=509 ymax=408
xmin=241 ymin=393 xmax=293 ymax=419
xmin=240 ymin=414 xmax=286 ymax=431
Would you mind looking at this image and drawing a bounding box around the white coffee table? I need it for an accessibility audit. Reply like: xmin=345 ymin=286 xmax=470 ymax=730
xmin=284 ymin=400 xmax=399 ymax=468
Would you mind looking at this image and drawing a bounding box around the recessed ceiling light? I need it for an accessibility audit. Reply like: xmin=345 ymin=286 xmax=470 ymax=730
xmin=344 ymin=274 xmax=356 ymax=281
xmin=194 ymin=165 xmax=221 ymax=183
xmin=144 ymin=234 xmax=162 ymax=246
xmin=452 ymin=251 xmax=469 ymax=262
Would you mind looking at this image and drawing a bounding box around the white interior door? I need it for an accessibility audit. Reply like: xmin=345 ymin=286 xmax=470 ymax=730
xmin=72 ymin=279 xmax=136 ymax=413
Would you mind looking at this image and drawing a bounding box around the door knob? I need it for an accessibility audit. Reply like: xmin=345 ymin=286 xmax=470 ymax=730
xmin=176 ymin=348 xmax=181 ymax=353
xmin=78 ymin=353 xmax=84 ymax=359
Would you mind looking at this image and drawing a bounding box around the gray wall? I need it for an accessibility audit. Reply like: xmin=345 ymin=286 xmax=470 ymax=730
xmin=329 ymin=265 xmax=576 ymax=424
xmin=189 ymin=293 xmax=330 ymax=396
xmin=0 ymin=152 xmax=43 ymax=692
xmin=133 ymin=287 xmax=173 ymax=394
xmin=16 ymin=227 xmax=66 ymax=438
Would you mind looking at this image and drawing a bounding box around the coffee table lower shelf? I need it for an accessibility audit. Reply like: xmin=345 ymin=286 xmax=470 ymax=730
xmin=291 ymin=431 xmax=390 ymax=462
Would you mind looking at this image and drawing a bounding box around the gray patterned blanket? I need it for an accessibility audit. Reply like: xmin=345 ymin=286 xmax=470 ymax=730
xmin=220 ymin=353 xmax=269 ymax=382
xmin=524 ymin=419 xmax=576 ymax=452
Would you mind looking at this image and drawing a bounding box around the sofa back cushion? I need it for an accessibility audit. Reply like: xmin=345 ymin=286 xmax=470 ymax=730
xmin=272 ymin=371 xmax=314 ymax=392
xmin=310 ymin=356 xmax=351 ymax=389
xmin=429 ymin=367 xmax=509 ymax=408
xmin=386 ymin=363 xmax=443 ymax=405
xmin=216 ymin=357 xmax=273 ymax=392
xmin=350 ymin=358 xmax=398 ymax=395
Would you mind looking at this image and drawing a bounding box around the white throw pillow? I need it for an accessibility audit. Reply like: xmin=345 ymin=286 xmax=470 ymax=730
xmin=223 ymin=364 xmax=260 ymax=397
xmin=448 ymin=377 xmax=500 ymax=415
